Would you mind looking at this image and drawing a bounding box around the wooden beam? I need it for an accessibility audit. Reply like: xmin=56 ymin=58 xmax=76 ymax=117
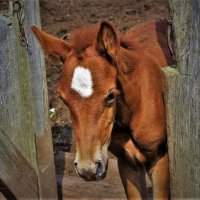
xmin=0 ymin=10 xmax=38 ymax=173
xmin=23 ymin=1 xmax=58 ymax=198
xmin=0 ymin=0 xmax=57 ymax=198
xmin=164 ymin=0 xmax=200 ymax=198
xmin=0 ymin=129 xmax=38 ymax=199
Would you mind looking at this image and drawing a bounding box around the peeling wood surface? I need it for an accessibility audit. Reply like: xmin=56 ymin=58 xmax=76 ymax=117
xmin=163 ymin=0 xmax=200 ymax=198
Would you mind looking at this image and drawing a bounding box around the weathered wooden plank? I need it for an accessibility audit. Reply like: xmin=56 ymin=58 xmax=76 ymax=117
xmin=166 ymin=1 xmax=200 ymax=198
xmin=0 ymin=0 xmax=57 ymax=198
xmin=168 ymin=0 xmax=200 ymax=76
xmin=0 ymin=129 xmax=38 ymax=199
xmin=163 ymin=0 xmax=200 ymax=195
xmin=163 ymin=67 xmax=200 ymax=198
xmin=0 ymin=13 xmax=38 ymax=172
xmin=23 ymin=1 xmax=58 ymax=198
xmin=167 ymin=0 xmax=200 ymax=198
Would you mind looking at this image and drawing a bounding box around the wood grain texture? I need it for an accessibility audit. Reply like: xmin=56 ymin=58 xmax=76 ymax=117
xmin=163 ymin=0 xmax=200 ymax=198
xmin=0 ymin=129 xmax=38 ymax=199
xmin=0 ymin=0 xmax=57 ymax=198
xmin=0 ymin=13 xmax=37 ymax=172
xmin=23 ymin=1 xmax=58 ymax=198
xmin=169 ymin=0 xmax=200 ymax=76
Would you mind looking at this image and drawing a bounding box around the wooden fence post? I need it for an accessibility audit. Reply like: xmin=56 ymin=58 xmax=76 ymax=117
xmin=163 ymin=0 xmax=200 ymax=198
xmin=0 ymin=0 xmax=57 ymax=199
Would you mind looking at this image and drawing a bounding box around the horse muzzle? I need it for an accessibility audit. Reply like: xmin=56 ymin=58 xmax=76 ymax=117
xmin=73 ymin=159 xmax=107 ymax=181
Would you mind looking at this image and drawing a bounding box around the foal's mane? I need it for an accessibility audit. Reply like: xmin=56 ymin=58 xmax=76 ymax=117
xmin=70 ymin=23 xmax=137 ymax=55
xmin=70 ymin=24 xmax=99 ymax=54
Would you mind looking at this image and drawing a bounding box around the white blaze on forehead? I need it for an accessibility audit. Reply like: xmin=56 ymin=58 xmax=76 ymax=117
xmin=71 ymin=66 xmax=93 ymax=98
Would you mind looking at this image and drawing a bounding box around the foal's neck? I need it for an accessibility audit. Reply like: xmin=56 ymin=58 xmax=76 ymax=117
xmin=115 ymin=47 xmax=142 ymax=128
xmin=115 ymin=45 xmax=164 ymax=129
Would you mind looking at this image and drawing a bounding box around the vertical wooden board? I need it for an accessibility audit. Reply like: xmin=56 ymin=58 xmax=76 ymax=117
xmin=23 ymin=0 xmax=58 ymax=198
xmin=168 ymin=0 xmax=200 ymax=76
xmin=167 ymin=0 xmax=200 ymax=198
xmin=0 ymin=15 xmax=37 ymax=169
xmin=0 ymin=11 xmax=39 ymax=199
xmin=163 ymin=67 xmax=200 ymax=198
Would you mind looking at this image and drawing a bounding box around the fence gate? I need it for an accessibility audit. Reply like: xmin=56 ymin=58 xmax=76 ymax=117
xmin=0 ymin=0 xmax=57 ymax=199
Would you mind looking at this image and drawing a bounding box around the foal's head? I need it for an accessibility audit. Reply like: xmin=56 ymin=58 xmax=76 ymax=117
xmin=32 ymin=21 xmax=120 ymax=181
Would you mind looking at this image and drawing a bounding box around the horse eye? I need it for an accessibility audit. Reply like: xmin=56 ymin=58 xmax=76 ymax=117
xmin=105 ymin=92 xmax=116 ymax=105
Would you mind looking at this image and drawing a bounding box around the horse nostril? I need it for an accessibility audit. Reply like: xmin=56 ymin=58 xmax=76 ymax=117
xmin=95 ymin=160 xmax=104 ymax=178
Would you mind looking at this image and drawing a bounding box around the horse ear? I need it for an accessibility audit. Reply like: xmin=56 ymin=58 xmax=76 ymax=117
xmin=96 ymin=21 xmax=119 ymax=60
xmin=31 ymin=26 xmax=71 ymax=62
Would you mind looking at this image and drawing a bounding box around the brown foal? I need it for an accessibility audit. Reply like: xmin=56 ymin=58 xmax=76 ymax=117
xmin=32 ymin=19 xmax=174 ymax=199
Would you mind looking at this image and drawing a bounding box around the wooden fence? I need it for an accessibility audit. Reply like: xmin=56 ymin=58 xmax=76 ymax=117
xmin=0 ymin=0 xmax=200 ymax=199
xmin=163 ymin=0 xmax=200 ymax=198
xmin=0 ymin=0 xmax=57 ymax=199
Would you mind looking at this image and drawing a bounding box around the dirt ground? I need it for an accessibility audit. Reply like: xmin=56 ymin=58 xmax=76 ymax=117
xmin=39 ymin=0 xmax=170 ymax=199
